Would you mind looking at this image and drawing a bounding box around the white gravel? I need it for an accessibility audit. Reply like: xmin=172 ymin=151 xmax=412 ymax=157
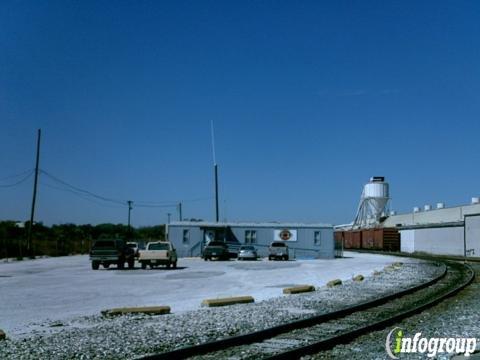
xmin=0 ymin=257 xmax=442 ymax=359
xmin=0 ymin=251 xmax=413 ymax=337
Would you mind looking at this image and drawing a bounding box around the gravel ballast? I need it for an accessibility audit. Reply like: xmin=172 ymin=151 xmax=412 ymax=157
xmin=0 ymin=260 xmax=442 ymax=359
xmin=304 ymin=263 xmax=480 ymax=360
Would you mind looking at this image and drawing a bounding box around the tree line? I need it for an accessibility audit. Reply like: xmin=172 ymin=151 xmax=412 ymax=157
xmin=0 ymin=221 xmax=165 ymax=260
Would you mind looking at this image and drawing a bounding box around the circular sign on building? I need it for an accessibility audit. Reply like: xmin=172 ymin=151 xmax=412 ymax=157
xmin=279 ymin=229 xmax=292 ymax=241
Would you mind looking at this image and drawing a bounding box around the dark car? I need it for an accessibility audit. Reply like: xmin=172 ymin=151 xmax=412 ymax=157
xmin=90 ymin=239 xmax=135 ymax=270
xmin=203 ymin=241 xmax=229 ymax=261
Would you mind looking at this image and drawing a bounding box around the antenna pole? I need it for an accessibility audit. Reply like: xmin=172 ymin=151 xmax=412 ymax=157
xmin=214 ymin=164 xmax=219 ymax=222
xmin=27 ymin=128 xmax=41 ymax=257
xmin=211 ymin=121 xmax=219 ymax=222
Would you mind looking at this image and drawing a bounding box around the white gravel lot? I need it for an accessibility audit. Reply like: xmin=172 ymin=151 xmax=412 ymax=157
xmin=0 ymin=257 xmax=441 ymax=359
xmin=0 ymin=251 xmax=413 ymax=338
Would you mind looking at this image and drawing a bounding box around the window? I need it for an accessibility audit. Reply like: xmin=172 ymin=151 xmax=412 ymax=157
xmin=245 ymin=230 xmax=257 ymax=244
xmin=314 ymin=231 xmax=321 ymax=246
xmin=183 ymin=229 xmax=190 ymax=244
xmin=149 ymin=242 xmax=170 ymax=250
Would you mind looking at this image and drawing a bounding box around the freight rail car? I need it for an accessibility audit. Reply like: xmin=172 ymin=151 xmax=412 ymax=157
xmin=334 ymin=228 xmax=400 ymax=251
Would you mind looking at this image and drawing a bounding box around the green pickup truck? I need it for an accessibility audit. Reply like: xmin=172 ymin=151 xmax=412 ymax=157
xmin=90 ymin=239 xmax=135 ymax=270
xmin=203 ymin=241 xmax=230 ymax=260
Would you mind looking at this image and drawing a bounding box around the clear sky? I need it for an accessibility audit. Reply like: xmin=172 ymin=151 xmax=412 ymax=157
xmin=1 ymin=1 xmax=480 ymax=226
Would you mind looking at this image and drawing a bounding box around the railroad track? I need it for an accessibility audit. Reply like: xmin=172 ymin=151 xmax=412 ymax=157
xmin=141 ymin=260 xmax=474 ymax=360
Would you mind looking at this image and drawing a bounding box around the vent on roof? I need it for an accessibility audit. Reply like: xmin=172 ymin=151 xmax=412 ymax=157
xmin=472 ymin=197 xmax=480 ymax=205
xmin=436 ymin=202 xmax=445 ymax=209
xmin=424 ymin=205 xmax=432 ymax=211
xmin=413 ymin=207 xmax=420 ymax=213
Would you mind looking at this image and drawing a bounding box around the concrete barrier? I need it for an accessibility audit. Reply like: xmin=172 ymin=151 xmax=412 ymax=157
xmin=201 ymin=296 xmax=254 ymax=307
xmin=101 ymin=306 xmax=171 ymax=317
xmin=327 ymin=279 xmax=342 ymax=287
xmin=283 ymin=285 xmax=316 ymax=294
xmin=0 ymin=329 xmax=5 ymax=340
xmin=353 ymin=274 xmax=364 ymax=282
xmin=385 ymin=262 xmax=403 ymax=271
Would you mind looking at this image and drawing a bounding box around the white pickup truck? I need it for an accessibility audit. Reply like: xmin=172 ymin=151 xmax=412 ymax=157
xmin=138 ymin=241 xmax=178 ymax=269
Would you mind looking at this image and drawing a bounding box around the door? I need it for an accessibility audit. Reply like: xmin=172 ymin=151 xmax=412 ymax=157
xmin=465 ymin=215 xmax=480 ymax=257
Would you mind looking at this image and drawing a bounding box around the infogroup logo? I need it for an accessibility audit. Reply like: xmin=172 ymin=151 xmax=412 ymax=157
xmin=385 ymin=327 xmax=477 ymax=358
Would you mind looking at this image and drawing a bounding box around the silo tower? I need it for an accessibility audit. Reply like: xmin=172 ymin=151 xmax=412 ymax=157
xmin=352 ymin=177 xmax=390 ymax=229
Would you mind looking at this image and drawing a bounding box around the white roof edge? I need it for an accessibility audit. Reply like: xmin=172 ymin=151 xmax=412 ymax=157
xmin=168 ymin=221 xmax=333 ymax=228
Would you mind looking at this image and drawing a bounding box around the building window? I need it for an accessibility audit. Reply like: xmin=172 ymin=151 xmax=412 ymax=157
xmin=183 ymin=229 xmax=190 ymax=244
xmin=314 ymin=231 xmax=321 ymax=246
xmin=245 ymin=230 xmax=257 ymax=244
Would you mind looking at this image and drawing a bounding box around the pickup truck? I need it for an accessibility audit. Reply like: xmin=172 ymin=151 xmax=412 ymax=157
xmin=90 ymin=239 xmax=135 ymax=270
xmin=203 ymin=241 xmax=229 ymax=261
xmin=138 ymin=241 xmax=178 ymax=269
xmin=268 ymin=241 xmax=289 ymax=261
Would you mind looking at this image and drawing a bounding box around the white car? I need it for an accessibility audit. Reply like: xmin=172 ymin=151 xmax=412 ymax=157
xmin=237 ymin=245 xmax=258 ymax=260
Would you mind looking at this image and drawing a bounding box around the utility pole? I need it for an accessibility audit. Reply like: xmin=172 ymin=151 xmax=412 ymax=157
xmin=167 ymin=213 xmax=171 ymax=224
xmin=127 ymin=200 xmax=133 ymax=239
xmin=178 ymin=202 xmax=182 ymax=221
xmin=27 ymin=129 xmax=41 ymax=257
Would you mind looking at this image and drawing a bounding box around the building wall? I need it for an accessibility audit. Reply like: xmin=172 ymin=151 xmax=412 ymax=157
xmin=399 ymin=227 xmax=464 ymax=256
xmin=167 ymin=223 xmax=334 ymax=259
xmin=400 ymin=229 xmax=415 ymax=253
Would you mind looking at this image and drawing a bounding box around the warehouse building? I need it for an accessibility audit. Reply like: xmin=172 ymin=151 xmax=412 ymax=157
xmin=166 ymin=221 xmax=336 ymax=259
xmin=383 ymin=198 xmax=480 ymax=257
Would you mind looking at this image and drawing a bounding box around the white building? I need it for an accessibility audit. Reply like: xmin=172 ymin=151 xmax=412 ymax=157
xmin=383 ymin=198 xmax=480 ymax=257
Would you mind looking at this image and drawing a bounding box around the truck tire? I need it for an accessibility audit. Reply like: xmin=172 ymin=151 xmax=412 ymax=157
xmin=268 ymin=256 xmax=273 ymax=261
xmin=141 ymin=262 xmax=147 ymax=269
xmin=118 ymin=261 xmax=125 ymax=270
xmin=128 ymin=259 xmax=134 ymax=269
xmin=103 ymin=263 xmax=110 ymax=269
xmin=166 ymin=263 xmax=171 ymax=268
xmin=92 ymin=261 xmax=100 ymax=270
xmin=173 ymin=261 xmax=177 ymax=268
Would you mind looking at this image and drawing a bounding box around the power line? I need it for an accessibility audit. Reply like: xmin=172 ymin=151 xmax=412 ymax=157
xmin=0 ymin=169 xmax=34 ymax=181
xmin=39 ymin=168 xmax=213 ymax=209
xmin=40 ymin=169 xmax=126 ymax=205
xmin=0 ymin=170 xmax=34 ymax=188
xmin=40 ymin=182 xmax=125 ymax=209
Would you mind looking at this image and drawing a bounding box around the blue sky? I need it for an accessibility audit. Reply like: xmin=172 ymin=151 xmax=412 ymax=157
xmin=1 ymin=1 xmax=480 ymax=226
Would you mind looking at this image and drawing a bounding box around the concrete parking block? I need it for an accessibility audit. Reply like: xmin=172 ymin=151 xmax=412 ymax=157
xmin=283 ymin=285 xmax=315 ymax=294
xmin=353 ymin=274 xmax=365 ymax=282
xmin=101 ymin=306 xmax=171 ymax=316
xmin=201 ymin=296 xmax=254 ymax=307
xmin=327 ymin=279 xmax=342 ymax=287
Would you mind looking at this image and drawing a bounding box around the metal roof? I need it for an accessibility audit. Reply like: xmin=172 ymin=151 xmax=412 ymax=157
xmin=168 ymin=221 xmax=333 ymax=229
xmin=383 ymin=203 xmax=480 ymax=228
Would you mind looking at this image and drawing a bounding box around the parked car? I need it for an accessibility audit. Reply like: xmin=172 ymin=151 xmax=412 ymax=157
xmin=237 ymin=245 xmax=258 ymax=260
xmin=203 ymin=241 xmax=229 ymax=260
xmin=138 ymin=241 xmax=177 ymax=269
xmin=90 ymin=239 xmax=135 ymax=270
xmin=268 ymin=241 xmax=289 ymax=261
xmin=126 ymin=242 xmax=140 ymax=258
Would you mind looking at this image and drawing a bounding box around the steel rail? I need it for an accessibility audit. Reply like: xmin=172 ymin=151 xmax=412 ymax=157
xmin=266 ymin=261 xmax=474 ymax=360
